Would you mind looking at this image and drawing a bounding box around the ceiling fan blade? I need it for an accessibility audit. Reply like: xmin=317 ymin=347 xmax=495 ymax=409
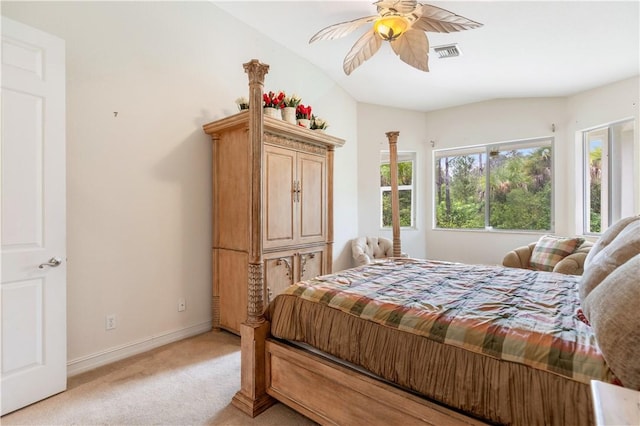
xmin=310 ymin=15 xmax=378 ymax=43
xmin=390 ymin=29 xmax=429 ymax=72
xmin=374 ymin=0 xmax=418 ymax=15
xmin=343 ymin=29 xmax=382 ymax=75
xmin=412 ymin=4 xmax=483 ymax=33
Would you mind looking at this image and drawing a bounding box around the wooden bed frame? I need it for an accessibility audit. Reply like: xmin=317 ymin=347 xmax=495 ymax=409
xmin=230 ymin=59 xmax=485 ymax=425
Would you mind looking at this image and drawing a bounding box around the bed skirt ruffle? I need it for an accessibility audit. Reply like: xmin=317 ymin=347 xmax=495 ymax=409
xmin=268 ymin=294 xmax=594 ymax=426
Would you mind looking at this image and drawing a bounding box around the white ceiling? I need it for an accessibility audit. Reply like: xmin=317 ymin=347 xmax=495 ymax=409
xmin=214 ymin=0 xmax=640 ymax=112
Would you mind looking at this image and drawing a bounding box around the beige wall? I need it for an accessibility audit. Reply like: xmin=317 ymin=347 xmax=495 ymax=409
xmin=567 ymin=77 xmax=640 ymax=227
xmin=356 ymin=78 xmax=639 ymax=265
xmin=2 ymin=1 xmax=359 ymax=373
xmin=356 ymin=104 xmax=429 ymax=260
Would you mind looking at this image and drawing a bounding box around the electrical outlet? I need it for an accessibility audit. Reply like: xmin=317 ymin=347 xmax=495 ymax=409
xmin=178 ymin=298 xmax=186 ymax=312
xmin=106 ymin=314 xmax=116 ymax=330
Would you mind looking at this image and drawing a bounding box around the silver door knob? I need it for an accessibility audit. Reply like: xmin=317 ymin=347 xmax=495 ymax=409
xmin=38 ymin=257 xmax=62 ymax=269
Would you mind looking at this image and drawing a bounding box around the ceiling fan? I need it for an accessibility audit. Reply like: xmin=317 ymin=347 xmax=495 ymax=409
xmin=309 ymin=0 xmax=483 ymax=75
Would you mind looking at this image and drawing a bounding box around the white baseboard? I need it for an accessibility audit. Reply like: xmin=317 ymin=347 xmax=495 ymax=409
xmin=66 ymin=321 xmax=212 ymax=377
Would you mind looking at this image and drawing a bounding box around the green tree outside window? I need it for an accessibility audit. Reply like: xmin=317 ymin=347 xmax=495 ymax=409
xmin=380 ymin=159 xmax=414 ymax=228
xmin=435 ymin=140 xmax=553 ymax=231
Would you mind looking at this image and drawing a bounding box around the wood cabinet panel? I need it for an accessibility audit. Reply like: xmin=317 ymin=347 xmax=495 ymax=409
xmin=298 ymin=153 xmax=326 ymax=242
xmin=264 ymin=252 xmax=295 ymax=306
xmin=214 ymin=249 xmax=248 ymax=333
xmin=213 ymin=127 xmax=250 ymax=251
xmin=298 ymin=247 xmax=324 ymax=282
xmin=264 ymin=145 xmax=296 ymax=248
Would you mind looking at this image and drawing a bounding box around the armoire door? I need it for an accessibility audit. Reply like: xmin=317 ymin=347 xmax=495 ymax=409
xmin=297 ymin=152 xmax=326 ymax=245
xmin=1 ymin=16 xmax=67 ymax=415
xmin=298 ymin=246 xmax=325 ymax=281
xmin=264 ymin=252 xmax=295 ymax=305
xmin=263 ymin=144 xmax=296 ymax=249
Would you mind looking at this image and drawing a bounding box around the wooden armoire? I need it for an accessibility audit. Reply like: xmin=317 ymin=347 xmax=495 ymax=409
xmin=203 ymin=107 xmax=345 ymax=334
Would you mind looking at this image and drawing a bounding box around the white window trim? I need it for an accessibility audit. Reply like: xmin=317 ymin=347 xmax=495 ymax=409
xmin=582 ymin=118 xmax=636 ymax=235
xmin=380 ymin=151 xmax=417 ymax=229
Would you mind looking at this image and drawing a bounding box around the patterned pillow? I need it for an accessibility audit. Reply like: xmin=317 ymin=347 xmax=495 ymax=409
xmin=529 ymin=235 xmax=584 ymax=272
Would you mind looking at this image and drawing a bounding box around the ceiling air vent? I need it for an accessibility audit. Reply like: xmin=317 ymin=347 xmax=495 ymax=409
xmin=432 ymin=44 xmax=461 ymax=59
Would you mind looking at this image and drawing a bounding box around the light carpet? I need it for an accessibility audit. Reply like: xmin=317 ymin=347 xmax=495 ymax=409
xmin=1 ymin=330 xmax=316 ymax=425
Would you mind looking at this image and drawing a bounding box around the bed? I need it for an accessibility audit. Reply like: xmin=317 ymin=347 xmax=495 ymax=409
xmin=265 ymin=259 xmax=613 ymax=425
xmin=229 ymin=59 xmax=639 ymax=426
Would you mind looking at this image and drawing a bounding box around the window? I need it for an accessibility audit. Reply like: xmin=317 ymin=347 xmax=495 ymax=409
xmin=434 ymin=138 xmax=553 ymax=231
xmin=380 ymin=151 xmax=415 ymax=228
xmin=583 ymin=119 xmax=635 ymax=234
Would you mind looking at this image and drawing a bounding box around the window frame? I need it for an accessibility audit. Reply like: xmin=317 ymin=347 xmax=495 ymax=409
xmin=433 ymin=136 xmax=554 ymax=232
xmin=380 ymin=151 xmax=417 ymax=229
xmin=582 ymin=118 xmax=635 ymax=235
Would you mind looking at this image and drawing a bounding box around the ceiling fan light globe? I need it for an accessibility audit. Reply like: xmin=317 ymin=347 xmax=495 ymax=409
xmin=374 ymin=15 xmax=409 ymax=41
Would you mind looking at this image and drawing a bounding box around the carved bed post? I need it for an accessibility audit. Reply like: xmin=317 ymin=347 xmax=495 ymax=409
xmin=231 ymin=59 xmax=275 ymax=417
xmin=386 ymin=131 xmax=402 ymax=257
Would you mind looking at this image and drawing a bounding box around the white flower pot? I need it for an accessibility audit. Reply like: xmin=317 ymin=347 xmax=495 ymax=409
xmin=263 ymin=107 xmax=281 ymax=119
xmin=282 ymin=107 xmax=296 ymax=124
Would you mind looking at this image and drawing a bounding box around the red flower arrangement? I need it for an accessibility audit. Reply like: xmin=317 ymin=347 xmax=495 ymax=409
xmin=263 ymin=91 xmax=285 ymax=108
xmin=296 ymin=104 xmax=312 ymax=119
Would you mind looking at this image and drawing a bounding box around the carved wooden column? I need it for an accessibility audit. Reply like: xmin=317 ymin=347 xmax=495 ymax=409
xmin=386 ymin=131 xmax=402 ymax=257
xmin=244 ymin=58 xmax=268 ymax=324
xmin=231 ymin=59 xmax=275 ymax=417
xmin=326 ymin=145 xmax=335 ymax=274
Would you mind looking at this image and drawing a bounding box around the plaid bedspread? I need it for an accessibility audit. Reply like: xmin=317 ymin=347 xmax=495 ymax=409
xmin=282 ymin=258 xmax=615 ymax=384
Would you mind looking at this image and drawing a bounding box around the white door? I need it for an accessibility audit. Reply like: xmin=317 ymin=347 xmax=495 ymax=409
xmin=1 ymin=16 xmax=66 ymax=415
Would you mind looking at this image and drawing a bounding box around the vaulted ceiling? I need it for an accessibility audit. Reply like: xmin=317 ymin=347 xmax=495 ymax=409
xmin=215 ymin=1 xmax=640 ymax=112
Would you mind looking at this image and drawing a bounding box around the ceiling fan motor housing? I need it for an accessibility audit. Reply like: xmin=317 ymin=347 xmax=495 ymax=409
xmin=374 ymin=14 xmax=410 ymax=41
